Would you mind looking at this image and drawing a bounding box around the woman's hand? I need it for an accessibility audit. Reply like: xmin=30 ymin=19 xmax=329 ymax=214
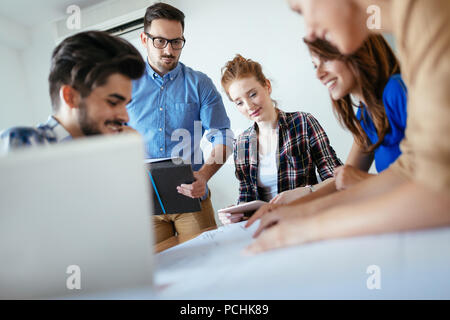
xmin=218 ymin=212 xmax=246 ymax=225
xmin=218 ymin=205 xmax=247 ymax=225
xmin=334 ymin=165 xmax=374 ymax=190
xmin=243 ymin=212 xmax=319 ymax=255
xmin=270 ymin=187 xmax=312 ymax=204
xmin=245 ymin=202 xmax=283 ymax=228
xmin=246 ymin=201 xmax=317 ymax=237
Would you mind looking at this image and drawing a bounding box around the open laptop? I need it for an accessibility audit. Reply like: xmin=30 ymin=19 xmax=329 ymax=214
xmin=0 ymin=134 xmax=154 ymax=299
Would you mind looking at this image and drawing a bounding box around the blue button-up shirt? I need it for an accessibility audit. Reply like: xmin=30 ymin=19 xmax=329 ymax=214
xmin=127 ymin=61 xmax=233 ymax=173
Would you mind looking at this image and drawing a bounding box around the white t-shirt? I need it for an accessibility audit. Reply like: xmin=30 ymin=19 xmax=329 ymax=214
xmin=257 ymin=128 xmax=279 ymax=202
xmin=257 ymin=150 xmax=278 ymax=201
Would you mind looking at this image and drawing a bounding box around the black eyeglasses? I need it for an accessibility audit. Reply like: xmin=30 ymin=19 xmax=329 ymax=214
xmin=144 ymin=32 xmax=186 ymax=50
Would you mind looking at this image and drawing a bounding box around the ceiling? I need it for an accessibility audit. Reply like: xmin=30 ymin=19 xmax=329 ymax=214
xmin=0 ymin=0 xmax=105 ymax=27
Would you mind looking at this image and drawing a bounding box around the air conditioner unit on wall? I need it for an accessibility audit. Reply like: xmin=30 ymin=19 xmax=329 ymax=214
xmin=53 ymin=0 xmax=151 ymax=43
xmin=105 ymin=18 xmax=144 ymax=37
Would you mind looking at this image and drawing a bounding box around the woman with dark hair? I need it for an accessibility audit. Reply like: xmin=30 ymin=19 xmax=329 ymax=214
xmin=271 ymin=35 xmax=407 ymax=204
xmin=245 ymin=0 xmax=450 ymax=255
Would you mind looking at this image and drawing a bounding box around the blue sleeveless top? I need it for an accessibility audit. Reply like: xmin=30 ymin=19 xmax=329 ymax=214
xmin=356 ymin=74 xmax=408 ymax=172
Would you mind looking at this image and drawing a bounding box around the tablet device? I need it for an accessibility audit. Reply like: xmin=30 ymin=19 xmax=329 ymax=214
xmin=146 ymin=158 xmax=201 ymax=215
xmin=218 ymin=200 xmax=267 ymax=215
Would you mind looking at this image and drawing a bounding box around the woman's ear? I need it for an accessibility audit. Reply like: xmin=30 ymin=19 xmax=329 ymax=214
xmin=265 ymin=79 xmax=272 ymax=95
xmin=60 ymin=85 xmax=81 ymax=110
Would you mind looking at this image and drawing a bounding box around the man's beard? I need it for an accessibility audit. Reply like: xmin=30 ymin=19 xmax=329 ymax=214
xmin=158 ymin=55 xmax=178 ymax=72
xmin=78 ymin=100 xmax=126 ymax=136
xmin=78 ymin=100 xmax=102 ymax=136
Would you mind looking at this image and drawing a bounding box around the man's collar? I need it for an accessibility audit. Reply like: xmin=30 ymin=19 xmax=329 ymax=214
xmin=167 ymin=62 xmax=182 ymax=80
xmin=46 ymin=116 xmax=72 ymax=142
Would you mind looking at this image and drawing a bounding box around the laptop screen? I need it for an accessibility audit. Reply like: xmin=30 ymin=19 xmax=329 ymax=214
xmin=0 ymin=134 xmax=154 ymax=299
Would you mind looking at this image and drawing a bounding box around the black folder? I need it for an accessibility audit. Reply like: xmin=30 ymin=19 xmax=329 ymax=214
xmin=145 ymin=158 xmax=201 ymax=215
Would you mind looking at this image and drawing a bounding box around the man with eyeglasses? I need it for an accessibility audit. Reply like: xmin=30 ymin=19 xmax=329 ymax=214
xmin=127 ymin=2 xmax=234 ymax=244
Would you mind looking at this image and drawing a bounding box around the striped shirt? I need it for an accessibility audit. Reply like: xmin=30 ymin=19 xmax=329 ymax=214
xmin=233 ymin=110 xmax=342 ymax=203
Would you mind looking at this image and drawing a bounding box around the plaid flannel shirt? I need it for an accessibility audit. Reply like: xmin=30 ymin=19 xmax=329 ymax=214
xmin=0 ymin=116 xmax=72 ymax=155
xmin=233 ymin=111 xmax=342 ymax=203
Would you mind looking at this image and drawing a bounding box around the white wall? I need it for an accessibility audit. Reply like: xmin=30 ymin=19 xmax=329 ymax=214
xmin=21 ymin=22 xmax=57 ymax=125
xmin=0 ymin=17 xmax=54 ymax=130
xmin=0 ymin=0 xmax=354 ymax=217
xmin=0 ymin=43 xmax=34 ymax=129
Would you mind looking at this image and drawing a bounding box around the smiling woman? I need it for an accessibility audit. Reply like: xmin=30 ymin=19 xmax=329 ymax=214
xmin=305 ymin=35 xmax=405 ymax=163
xmin=242 ymin=0 xmax=450 ymax=257
xmin=218 ymin=54 xmax=342 ymax=225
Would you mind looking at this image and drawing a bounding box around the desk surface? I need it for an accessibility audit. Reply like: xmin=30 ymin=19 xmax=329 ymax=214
xmin=154 ymin=222 xmax=450 ymax=299
xmin=72 ymin=222 xmax=450 ymax=299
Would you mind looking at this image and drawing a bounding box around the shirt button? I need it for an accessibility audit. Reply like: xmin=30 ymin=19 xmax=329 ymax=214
xmin=160 ymin=86 xmax=164 ymax=90
xmin=160 ymin=148 xmax=163 ymax=151
xmin=159 ymin=128 xmax=163 ymax=131
xmin=159 ymin=107 xmax=163 ymax=111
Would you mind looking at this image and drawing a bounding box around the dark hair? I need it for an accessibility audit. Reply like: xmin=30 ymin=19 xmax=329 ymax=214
xmin=304 ymin=35 xmax=401 ymax=153
xmin=48 ymin=31 xmax=145 ymax=111
xmin=144 ymin=2 xmax=185 ymax=32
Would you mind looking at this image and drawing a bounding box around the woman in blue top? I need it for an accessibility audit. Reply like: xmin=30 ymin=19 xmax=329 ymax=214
xmin=272 ymin=34 xmax=407 ymax=204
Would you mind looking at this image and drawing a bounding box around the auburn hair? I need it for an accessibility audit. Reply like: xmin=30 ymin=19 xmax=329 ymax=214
xmin=304 ymin=35 xmax=401 ymax=153
xmin=221 ymin=54 xmax=269 ymax=101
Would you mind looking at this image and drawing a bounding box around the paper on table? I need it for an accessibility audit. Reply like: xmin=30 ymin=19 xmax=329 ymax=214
xmin=155 ymin=222 xmax=450 ymax=299
xmin=153 ymin=222 xmax=259 ymax=298
xmin=164 ymin=221 xmax=258 ymax=253
xmin=156 ymin=222 xmax=258 ymax=283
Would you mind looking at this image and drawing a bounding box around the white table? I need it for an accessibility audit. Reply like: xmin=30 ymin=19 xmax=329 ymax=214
xmin=153 ymin=222 xmax=450 ymax=299
xmin=73 ymin=222 xmax=450 ymax=299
